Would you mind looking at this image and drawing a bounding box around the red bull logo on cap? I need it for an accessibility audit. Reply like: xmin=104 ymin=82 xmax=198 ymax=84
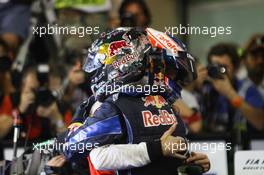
xmin=143 ymin=95 xmax=168 ymax=109
xmin=108 ymin=40 xmax=132 ymax=57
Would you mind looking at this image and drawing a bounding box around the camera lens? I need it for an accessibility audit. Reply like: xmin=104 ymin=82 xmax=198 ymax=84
xmin=219 ymin=66 xmax=226 ymax=74
xmin=207 ymin=64 xmax=226 ymax=79
xmin=120 ymin=13 xmax=136 ymax=27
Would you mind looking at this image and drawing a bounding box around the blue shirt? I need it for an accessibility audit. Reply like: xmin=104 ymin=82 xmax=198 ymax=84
xmin=200 ymin=77 xmax=264 ymax=133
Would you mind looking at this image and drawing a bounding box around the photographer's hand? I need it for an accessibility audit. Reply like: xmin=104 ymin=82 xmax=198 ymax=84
xmin=209 ymin=75 xmax=237 ymax=99
xmin=210 ymin=75 xmax=264 ymax=130
xmin=46 ymin=155 xmax=66 ymax=167
xmin=160 ymin=123 xmax=187 ymax=159
xmin=45 ymin=155 xmax=66 ymax=175
xmin=37 ymin=102 xmax=66 ymax=133
xmin=195 ymin=64 xmax=208 ymax=88
xmin=19 ymin=90 xmax=35 ymax=113
xmin=36 ymin=102 xmax=58 ymax=118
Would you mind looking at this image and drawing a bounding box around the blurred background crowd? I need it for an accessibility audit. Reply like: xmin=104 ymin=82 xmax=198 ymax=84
xmin=0 ymin=0 xmax=263 ymax=174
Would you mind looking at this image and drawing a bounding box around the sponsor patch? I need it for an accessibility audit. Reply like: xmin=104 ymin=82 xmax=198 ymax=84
xmin=142 ymin=95 xmax=168 ymax=109
xmin=112 ymin=52 xmax=139 ymax=69
xmin=108 ymin=40 xmax=132 ymax=57
xmin=142 ymin=109 xmax=177 ymax=127
xmin=146 ymin=28 xmax=184 ymax=55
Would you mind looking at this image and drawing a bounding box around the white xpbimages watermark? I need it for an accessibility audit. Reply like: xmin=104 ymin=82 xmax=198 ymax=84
xmin=103 ymin=84 xmax=167 ymax=96
xmin=33 ymin=140 xmax=231 ymax=154
xmin=164 ymin=140 xmax=232 ymax=154
xmin=165 ymin=24 xmax=232 ymax=38
xmin=33 ymin=140 xmax=99 ymax=154
xmin=32 ymin=24 xmax=100 ymax=37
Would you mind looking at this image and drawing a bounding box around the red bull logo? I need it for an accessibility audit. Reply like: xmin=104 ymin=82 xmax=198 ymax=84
xmin=112 ymin=52 xmax=139 ymax=69
xmin=154 ymin=72 xmax=165 ymax=81
xmin=143 ymin=95 xmax=168 ymax=109
xmin=142 ymin=109 xmax=177 ymax=127
xmin=108 ymin=40 xmax=132 ymax=57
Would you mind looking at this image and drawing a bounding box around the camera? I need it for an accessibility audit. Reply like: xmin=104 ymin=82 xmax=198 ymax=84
xmin=34 ymin=88 xmax=56 ymax=107
xmin=120 ymin=13 xmax=136 ymax=27
xmin=35 ymin=64 xmax=56 ymax=107
xmin=0 ymin=56 xmax=12 ymax=72
xmin=207 ymin=63 xmax=226 ymax=79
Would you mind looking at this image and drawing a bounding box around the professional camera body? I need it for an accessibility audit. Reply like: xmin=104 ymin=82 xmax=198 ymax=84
xmin=34 ymin=64 xmax=57 ymax=107
xmin=0 ymin=55 xmax=12 ymax=73
xmin=120 ymin=13 xmax=137 ymax=27
xmin=34 ymin=88 xmax=56 ymax=107
xmin=207 ymin=63 xmax=226 ymax=79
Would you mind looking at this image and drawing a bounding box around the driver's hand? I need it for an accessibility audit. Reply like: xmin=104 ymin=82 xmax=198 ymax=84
xmin=186 ymin=152 xmax=210 ymax=172
xmin=160 ymin=123 xmax=187 ymax=159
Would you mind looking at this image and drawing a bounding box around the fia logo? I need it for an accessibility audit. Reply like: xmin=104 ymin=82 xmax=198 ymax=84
xmin=245 ymin=159 xmax=264 ymax=165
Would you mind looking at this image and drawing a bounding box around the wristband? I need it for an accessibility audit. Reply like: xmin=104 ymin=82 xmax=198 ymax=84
xmin=230 ymin=96 xmax=243 ymax=108
xmin=146 ymin=139 xmax=163 ymax=161
xmin=182 ymin=112 xmax=201 ymax=125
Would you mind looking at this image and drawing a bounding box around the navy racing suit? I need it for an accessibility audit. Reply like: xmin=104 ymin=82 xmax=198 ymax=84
xmin=64 ymin=91 xmax=188 ymax=175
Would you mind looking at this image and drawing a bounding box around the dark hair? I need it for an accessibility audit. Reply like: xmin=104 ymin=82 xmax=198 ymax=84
xmin=244 ymin=34 xmax=264 ymax=57
xmin=207 ymin=43 xmax=240 ymax=70
xmin=21 ymin=66 xmax=37 ymax=80
xmin=119 ymin=0 xmax=151 ymax=26
xmin=49 ymin=64 xmax=65 ymax=80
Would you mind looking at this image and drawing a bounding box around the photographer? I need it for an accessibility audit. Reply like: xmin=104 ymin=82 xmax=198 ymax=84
xmin=119 ymin=0 xmax=151 ymax=27
xmin=15 ymin=66 xmax=54 ymax=140
xmin=200 ymin=43 xmax=264 ymax=135
xmin=63 ymin=54 xmax=91 ymax=110
xmin=0 ymin=0 xmax=31 ymax=57
xmin=4 ymin=65 xmax=70 ymax=144
xmin=0 ymin=38 xmax=15 ymax=139
xmin=0 ymin=38 xmax=16 ymax=160
xmin=240 ymin=34 xmax=264 ymax=131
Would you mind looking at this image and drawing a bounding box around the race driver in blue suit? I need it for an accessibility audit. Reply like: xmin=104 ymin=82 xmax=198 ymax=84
xmin=64 ymin=27 xmax=210 ymax=175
